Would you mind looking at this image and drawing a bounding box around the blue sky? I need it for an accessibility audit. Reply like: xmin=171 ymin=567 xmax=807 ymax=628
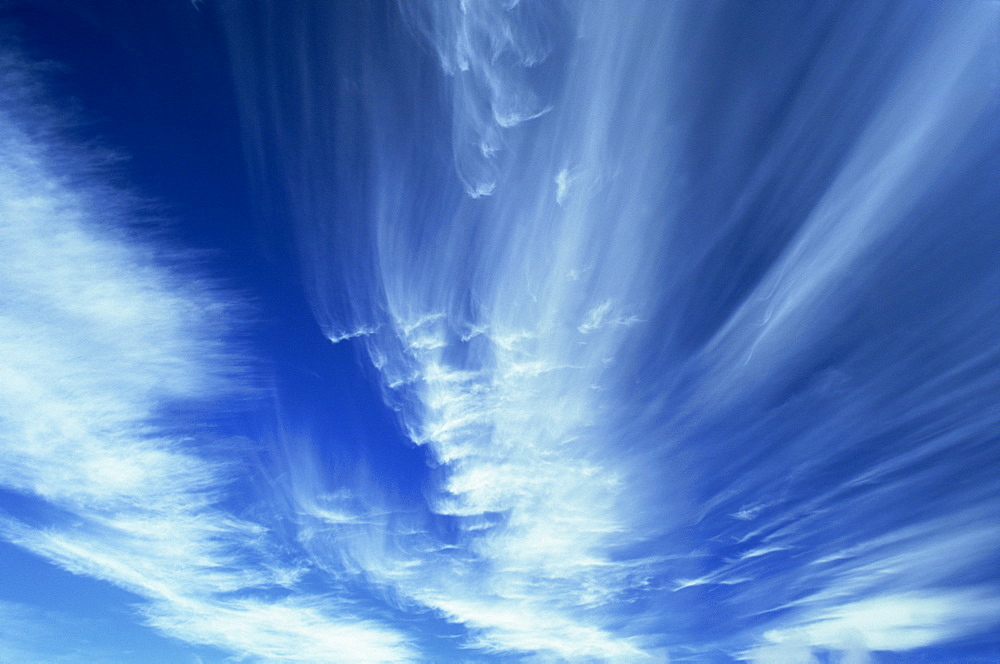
xmin=1 ymin=1 xmax=999 ymax=662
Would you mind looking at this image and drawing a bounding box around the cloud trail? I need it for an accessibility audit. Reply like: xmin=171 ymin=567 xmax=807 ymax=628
xmin=223 ymin=1 xmax=1000 ymax=661
xmin=5 ymin=1 xmax=991 ymax=661
xmin=0 ymin=50 xmax=415 ymax=663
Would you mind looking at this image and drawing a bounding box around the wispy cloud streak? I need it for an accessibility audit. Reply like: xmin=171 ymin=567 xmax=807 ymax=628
xmin=222 ymin=0 xmax=1000 ymax=661
xmin=0 ymin=50 xmax=414 ymax=663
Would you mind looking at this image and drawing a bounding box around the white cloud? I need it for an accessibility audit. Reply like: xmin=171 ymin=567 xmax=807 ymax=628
xmin=218 ymin=1 xmax=1000 ymax=660
xmin=145 ymin=596 xmax=413 ymax=664
xmin=0 ymin=51 xmax=414 ymax=663
xmin=766 ymin=591 xmax=1000 ymax=652
xmin=695 ymin=3 xmax=999 ymax=399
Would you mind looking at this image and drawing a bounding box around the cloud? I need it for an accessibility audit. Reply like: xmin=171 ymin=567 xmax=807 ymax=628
xmin=764 ymin=590 xmax=1000 ymax=652
xmin=397 ymin=0 xmax=561 ymax=197
xmin=0 ymin=49 xmax=414 ymax=663
xmin=346 ymin=2 xmax=1000 ymax=660
xmin=145 ymin=596 xmax=414 ymax=664
xmin=742 ymin=590 xmax=1000 ymax=663
xmin=217 ymin=1 xmax=1000 ymax=660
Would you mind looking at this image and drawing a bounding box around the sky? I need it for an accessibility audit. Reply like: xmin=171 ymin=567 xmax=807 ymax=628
xmin=0 ymin=1 xmax=998 ymax=663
